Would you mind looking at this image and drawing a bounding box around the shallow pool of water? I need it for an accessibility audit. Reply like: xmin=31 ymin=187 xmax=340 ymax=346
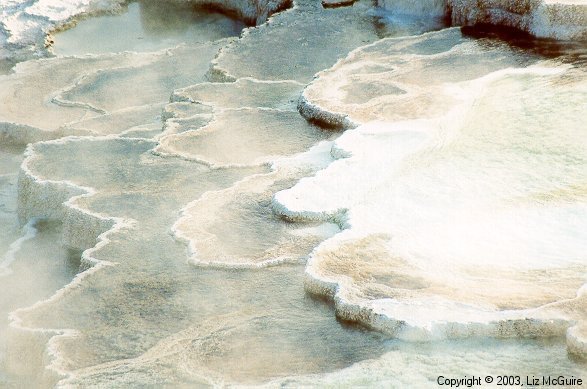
xmin=52 ymin=1 xmax=245 ymax=56
xmin=2 ymin=0 xmax=586 ymax=387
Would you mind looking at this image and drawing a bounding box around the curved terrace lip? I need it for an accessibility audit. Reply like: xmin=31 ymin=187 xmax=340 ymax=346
xmin=0 ymin=0 xmax=586 ymax=386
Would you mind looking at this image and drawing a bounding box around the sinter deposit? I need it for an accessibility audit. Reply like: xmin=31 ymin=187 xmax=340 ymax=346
xmin=0 ymin=0 xmax=585 ymax=387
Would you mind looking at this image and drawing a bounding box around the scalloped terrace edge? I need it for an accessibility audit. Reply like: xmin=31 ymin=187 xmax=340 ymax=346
xmin=278 ymin=62 xmax=587 ymax=359
xmin=4 ymin=2 xmax=586 ymax=384
xmin=272 ymin=160 xmax=587 ymax=360
xmin=4 ymin=1 xmax=298 ymax=382
xmin=8 ymin=136 xmax=140 ymax=385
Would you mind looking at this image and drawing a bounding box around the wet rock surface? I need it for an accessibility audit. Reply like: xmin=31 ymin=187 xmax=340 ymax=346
xmin=0 ymin=0 xmax=586 ymax=386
